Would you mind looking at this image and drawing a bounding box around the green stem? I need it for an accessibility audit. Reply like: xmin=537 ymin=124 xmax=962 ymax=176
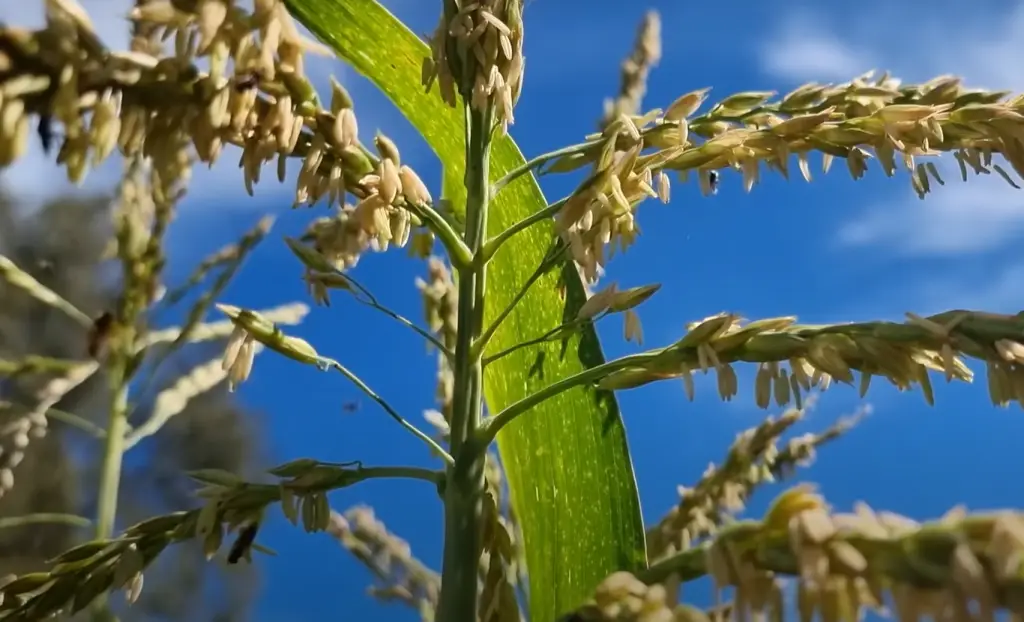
xmin=405 ymin=201 xmax=473 ymax=270
xmin=480 ymin=198 xmax=566 ymax=263
xmin=449 ymin=106 xmax=491 ymax=455
xmin=491 ymin=142 xmax=590 ymax=194
xmin=327 ymin=360 xmax=454 ymax=466
xmin=0 ymin=513 xmax=91 ymax=530
xmin=436 ymin=102 xmax=493 ymax=622
xmin=95 ymin=379 xmax=128 ymax=539
xmin=45 ymin=406 xmax=108 ymax=439
xmin=91 ymin=362 xmax=130 ymax=615
xmin=477 ymin=350 xmax=665 ymax=446
xmin=636 ymin=542 xmax=711 ymax=585
xmin=344 ymin=465 xmax=444 ymax=486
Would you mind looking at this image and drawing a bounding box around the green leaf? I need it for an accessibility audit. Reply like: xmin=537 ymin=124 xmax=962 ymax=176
xmin=283 ymin=1 xmax=647 ymax=619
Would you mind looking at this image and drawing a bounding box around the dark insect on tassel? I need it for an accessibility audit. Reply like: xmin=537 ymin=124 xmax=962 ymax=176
xmin=233 ymin=70 xmax=261 ymax=92
xmin=227 ymin=521 xmax=260 ymax=564
xmin=708 ymin=170 xmax=720 ymax=195
xmin=87 ymin=312 xmax=115 ymax=359
xmin=37 ymin=116 xmax=55 ymax=155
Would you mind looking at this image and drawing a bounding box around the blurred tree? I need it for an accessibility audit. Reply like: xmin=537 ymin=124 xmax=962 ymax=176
xmin=0 ymin=184 xmax=263 ymax=621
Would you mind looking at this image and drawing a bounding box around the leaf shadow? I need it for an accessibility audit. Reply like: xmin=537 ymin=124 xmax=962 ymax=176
xmin=522 ymin=236 xmax=621 ymax=437
xmin=556 ymin=257 xmax=619 ymax=438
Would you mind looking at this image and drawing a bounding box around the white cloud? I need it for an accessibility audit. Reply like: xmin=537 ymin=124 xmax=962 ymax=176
xmin=836 ymin=163 xmax=1024 ymax=255
xmin=912 ymin=263 xmax=1024 ymax=314
xmin=0 ymin=0 xmax=345 ymax=210
xmin=760 ymin=16 xmax=876 ymax=84
xmin=759 ymin=2 xmax=1024 ymax=256
xmin=837 ymin=260 xmax=1024 ymax=324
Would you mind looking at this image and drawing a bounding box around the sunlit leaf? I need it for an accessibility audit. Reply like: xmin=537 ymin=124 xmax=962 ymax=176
xmin=283 ymin=1 xmax=647 ymax=618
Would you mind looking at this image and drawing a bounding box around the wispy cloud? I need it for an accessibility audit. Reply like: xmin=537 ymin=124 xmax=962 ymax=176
xmin=836 ymin=165 xmax=1024 ymax=255
xmin=758 ymin=1 xmax=1024 ymax=257
xmin=884 ymin=254 xmax=1024 ymax=317
xmin=759 ymin=15 xmax=876 ymax=84
xmin=821 ymin=251 xmax=1024 ymax=324
xmin=761 ymin=2 xmax=1024 ymax=90
xmin=914 ymin=264 xmax=1024 ymax=314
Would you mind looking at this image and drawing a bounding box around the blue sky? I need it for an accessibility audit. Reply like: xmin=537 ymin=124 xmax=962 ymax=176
xmin=4 ymin=0 xmax=1024 ymax=620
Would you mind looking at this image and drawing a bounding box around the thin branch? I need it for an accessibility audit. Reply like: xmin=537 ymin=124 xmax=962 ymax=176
xmin=0 ymin=461 xmax=446 ymax=618
xmin=327 ymin=504 xmax=441 ymax=617
xmin=156 ymin=227 xmax=269 ymax=309
xmin=45 ymin=406 xmax=108 ymax=439
xmin=474 ymin=267 xmax=545 ymax=361
xmin=636 ymin=541 xmax=711 ymax=585
xmin=327 ymin=360 xmax=454 ymax=466
xmin=0 ymin=255 xmax=93 ymax=328
xmin=126 ymin=219 xmax=280 ymax=426
xmin=0 ymin=357 xmax=87 ymax=375
xmin=478 ymin=350 xmax=664 ymax=446
xmin=483 ymin=314 xmax=604 ymax=366
xmin=0 ymin=513 xmax=91 ymax=530
xmin=123 ymin=354 xmax=239 ymax=451
xmin=491 ymin=144 xmax=585 ymax=195
xmin=480 ymin=198 xmax=566 ymax=264
xmin=139 ymin=303 xmax=310 ymax=350
xmin=404 ymin=201 xmax=473 ymax=270
xmin=646 ymin=400 xmax=868 ymax=560
xmin=344 ymin=273 xmax=454 ymax=359
xmin=474 ymin=236 xmax=569 ymax=360
xmin=334 ymin=465 xmax=442 ymax=485
xmin=147 ymin=217 xmax=273 ymax=364
xmin=482 ymin=308 xmax=1024 ymax=447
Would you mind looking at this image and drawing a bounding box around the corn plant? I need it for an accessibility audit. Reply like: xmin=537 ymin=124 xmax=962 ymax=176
xmin=2 ymin=1 xmax=1024 ymax=621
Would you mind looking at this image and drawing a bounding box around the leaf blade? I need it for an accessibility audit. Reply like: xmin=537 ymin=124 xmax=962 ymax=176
xmin=283 ymin=1 xmax=647 ymax=619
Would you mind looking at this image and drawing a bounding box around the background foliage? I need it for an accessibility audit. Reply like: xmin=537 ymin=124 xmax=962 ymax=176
xmin=0 ymin=186 xmax=261 ymax=621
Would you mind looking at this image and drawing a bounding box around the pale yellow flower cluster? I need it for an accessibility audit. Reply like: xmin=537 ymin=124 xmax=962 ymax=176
xmin=423 ymin=0 xmax=525 ymax=134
